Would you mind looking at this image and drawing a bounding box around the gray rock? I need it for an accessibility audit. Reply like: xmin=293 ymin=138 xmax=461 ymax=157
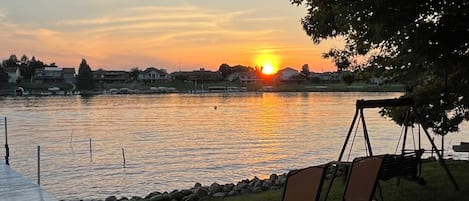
xmin=149 ymin=193 xmax=172 ymax=201
xmin=194 ymin=182 xmax=202 ymax=189
xmin=193 ymin=187 xmax=208 ymax=198
xmin=181 ymin=194 xmax=197 ymax=201
xmin=208 ymin=183 xmax=221 ymax=194
xmin=252 ymin=187 xmax=263 ymax=193
xmin=223 ymin=183 xmax=234 ymax=192
xmin=146 ymin=192 xmax=162 ymax=199
xmin=212 ymin=192 xmax=227 ymax=198
xmin=105 ymin=196 xmax=118 ymax=201
xmin=129 ymin=196 xmax=144 ymax=201
xmin=227 ymin=190 xmax=239 ymax=196
xmin=270 ymin=174 xmax=279 ymax=182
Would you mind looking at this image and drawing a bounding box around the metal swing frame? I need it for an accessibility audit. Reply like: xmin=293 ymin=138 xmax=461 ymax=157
xmin=341 ymin=98 xmax=458 ymax=188
xmin=324 ymin=98 xmax=459 ymax=201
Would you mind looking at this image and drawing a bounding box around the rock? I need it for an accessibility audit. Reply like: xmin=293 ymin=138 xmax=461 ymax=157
xmin=118 ymin=197 xmax=129 ymax=201
xmin=145 ymin=192 xmax=162 ymax=199
xmin=252 ymin=187 xmax=263 ymax=193
xmin=193 ymin=187 xmax=208 ymax=198
xmin=105 ymin=196 xmax=118 ymax=201
xmin=270 ymin=186 xmax=281 ymax=190
xmin=223 ymin=183 xmax=234 ymax=192
xmin=262 ymin=180 xmax=272 ymax=191
xmin=130 ymin=196 xmax=144 ymax=201
xmin=181 ymin=194 xmax=197 ymax=201
xmin=227 ymin=190 xmax=239 ymax=196
xmin=194 ymin=182 xmax=202 ymax=189
xmin=270 ymin=174 xmax=279 ymax=182
xmin=209 ymin=183 xmax=221 ymax=194
xmin=212 ymin=192 xmax=227 ymax=198
xmin=149 ymin=193 xmax=172 ymax=201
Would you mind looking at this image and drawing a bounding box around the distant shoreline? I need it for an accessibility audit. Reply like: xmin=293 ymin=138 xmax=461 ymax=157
xmin=0 ymin=82 xmax=405 ymax=97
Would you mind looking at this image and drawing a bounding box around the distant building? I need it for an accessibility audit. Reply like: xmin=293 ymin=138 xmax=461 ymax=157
xmin=62 ymin=68 xmax=76 ymax=84
xmin=4 ymin=67 xmax=21 ymax=83
xmin=171 ymin=68 xmax=223 ymax=83
xmin=226 ymin=72 xmax=261 ymax=84
xmin=34 ymin=67 xmax=64 ymax=83
xmin=138 ymin=67 xmax=171 ymax=83
xmin=93 ymin=69 xmax=129 ymax=83
xmin=277 ymin=67 xmax=306 ymax=82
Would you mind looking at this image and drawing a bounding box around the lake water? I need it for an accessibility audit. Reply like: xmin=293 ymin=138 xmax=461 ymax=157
xmin=0 ymin=92 xmax=467 ymax=200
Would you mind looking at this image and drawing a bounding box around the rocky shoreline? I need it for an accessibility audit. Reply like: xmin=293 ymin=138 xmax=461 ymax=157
xmin=62 ymin=173 xmax=288 ymax=201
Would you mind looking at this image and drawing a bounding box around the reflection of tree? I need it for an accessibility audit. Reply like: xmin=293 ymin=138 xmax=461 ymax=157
xmin=291 ymin=0 xmax=469 ymax=135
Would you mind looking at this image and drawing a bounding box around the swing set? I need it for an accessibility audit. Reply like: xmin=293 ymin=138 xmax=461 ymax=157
xmin=335 ymin=98 xmax=459 ymax=190
xmin=281 ymin=98 xmax=460 ymax=201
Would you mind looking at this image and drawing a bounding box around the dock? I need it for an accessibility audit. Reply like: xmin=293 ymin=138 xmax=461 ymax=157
xmin=0 ymin=160 xmax=57 ymax=201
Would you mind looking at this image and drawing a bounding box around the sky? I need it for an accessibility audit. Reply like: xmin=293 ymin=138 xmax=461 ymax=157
xmin=0 ymin=0 xmax=342 ymax=72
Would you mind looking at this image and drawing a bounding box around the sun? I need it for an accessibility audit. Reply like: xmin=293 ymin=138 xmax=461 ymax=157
xmin=255 ymin=53 xmax=279 ymax=75
xmin=262 ymin=62 xmax=275 ymax=75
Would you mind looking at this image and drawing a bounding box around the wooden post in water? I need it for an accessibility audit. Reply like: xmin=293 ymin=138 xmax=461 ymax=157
xmin=122 ymin=148 xmax=126 ymax=168
xmin=4 ymin=117 xmax=9 ymax=166
xmin=89 ymin=138 xmax=92 ymax=162
xmin=37 ymin=145 xmax=40 ymax=185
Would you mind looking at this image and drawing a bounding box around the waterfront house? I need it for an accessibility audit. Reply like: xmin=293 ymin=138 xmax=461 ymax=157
xmin=277 ymin=67 xmax=306 ymax=82
xmin=138 ymin=67 xmax=171 ymax=83
xmin=226 ymin=72 xmax=261 ymax=84
xmin=62 ymin=68 xmax=76 ymax=84
xmin=4 ymin=67 xmax=21 ymax=83
xmin=34 ymin=67 xmax=63 ymax=83
xmin=93 ymin=69 xmax=129 ymax=83
xmin=171 ymin=68 xmax=223 ymax=83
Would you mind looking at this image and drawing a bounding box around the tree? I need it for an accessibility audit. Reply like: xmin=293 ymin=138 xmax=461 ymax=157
xmin=291 ymin=0 xmax=469 ymax=135
xmin=2 ymin=54 xmax=19 ymax=67
xmin=76 ymin=59 xmax=95 ymax=90
xmin=301 ymin=64 xmax=310 ymax=77
xmin=218 ymin=63 xmax=253 ymax=78
xmin=0 ymin=67 xmax=8 ymax=84
xmin=129 ymin=67 xmax=141 ymax=81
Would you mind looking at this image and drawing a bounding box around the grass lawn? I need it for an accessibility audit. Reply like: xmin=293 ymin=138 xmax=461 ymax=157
xmin=209 ymin=159 xmax=469 ymax=201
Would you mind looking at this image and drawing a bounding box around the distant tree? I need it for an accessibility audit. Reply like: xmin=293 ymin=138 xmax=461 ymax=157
xmin=2 ymin=54 xmax=19 ymax=67
xmin=218 ymin=63 xmax=253 ymax=78
xmin=76 ymin=59 xmax=95 ymax=90
xmin=0 ymin=67 xmax=8 ymax=84
xmin=24 ymin=56 xmax=44 ymax=80
xmin=218 ymin=63 xmax=231 ymax=78
xmin=341 ymin=72 xmax=355 ymax=85
xmin=48 ymin=62 xmax=57 ymax=67
xmin=301 ymin=64 xmax=310 ymax=77
xmin=291 ymin=0 xmax=469 ymax=135
xmin=129 ymin=67 xmax=141 ymax=81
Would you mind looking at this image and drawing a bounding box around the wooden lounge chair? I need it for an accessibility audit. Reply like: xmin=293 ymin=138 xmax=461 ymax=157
xmin=343 ymin=156 xmax=384 ymax=201
xmin=282 ymin=164 xmax=328 ymax=201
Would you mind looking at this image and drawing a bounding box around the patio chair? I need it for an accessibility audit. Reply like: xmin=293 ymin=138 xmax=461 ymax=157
xmin=343 ymin=156 xmax=384 ymax=201
xmin=282 ymin=164 xmax=328 ymax=201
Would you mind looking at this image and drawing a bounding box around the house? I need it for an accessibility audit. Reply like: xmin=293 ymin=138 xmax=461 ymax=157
xmin=171 ymin=68 xmax=223 ymax=83
xmin=34 ymin=67 xmax=63 ymax=83
xmin=4 ymin=67 xmax=20 ymax=83
xmin=62 ymin=68 xmax=76 ymax=84
xmin=226 ymin=72 xmax=261 ymax=84
xmin=138 ymin=67 xmax=171 ymax=83
xmin=277 ymin=67 xmax=306 ymax=82
xmin=93 ymin=69 xmax=129 ymax=83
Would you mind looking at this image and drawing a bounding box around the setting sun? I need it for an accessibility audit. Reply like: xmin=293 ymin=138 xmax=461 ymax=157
xmin=255 ymin=53 xmax=280 ymax=75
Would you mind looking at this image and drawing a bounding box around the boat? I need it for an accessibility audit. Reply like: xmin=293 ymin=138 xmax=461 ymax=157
xmin=452 ymin=142 xmax=469 ymax=152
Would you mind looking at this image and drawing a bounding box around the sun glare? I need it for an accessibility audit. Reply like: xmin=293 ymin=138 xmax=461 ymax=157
xmin=255 ymin=53 xmax=279 ymax=75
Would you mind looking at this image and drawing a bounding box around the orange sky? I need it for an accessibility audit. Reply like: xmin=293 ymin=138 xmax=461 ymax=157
xmin=0 ymin=1 xmax=342 ymax=73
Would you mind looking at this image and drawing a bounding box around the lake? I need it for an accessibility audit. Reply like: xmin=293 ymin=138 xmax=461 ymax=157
xmin=0 ymin=92 xmax=467 ymax=200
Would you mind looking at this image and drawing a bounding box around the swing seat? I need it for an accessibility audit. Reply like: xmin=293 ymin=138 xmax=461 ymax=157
xmin=379 ymin=149 xmax=424 ymax=181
